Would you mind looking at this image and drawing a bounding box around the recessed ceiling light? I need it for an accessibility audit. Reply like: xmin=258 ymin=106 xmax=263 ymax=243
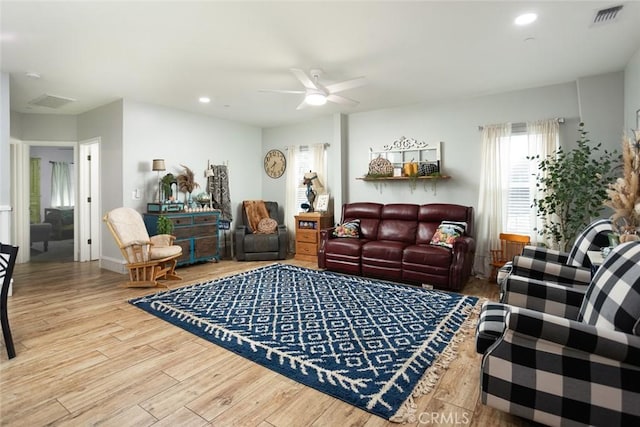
xmin=25 ymin=71 xmax=41 ymax=79
xmin=515 ymin=13 xmax=537 ymax=26
xmin=198 ymin=96 xmax=211 ymax=104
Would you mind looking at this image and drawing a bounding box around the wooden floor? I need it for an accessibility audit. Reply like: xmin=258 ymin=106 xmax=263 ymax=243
xmin=1 ymin=257 xmax=532 ymax=427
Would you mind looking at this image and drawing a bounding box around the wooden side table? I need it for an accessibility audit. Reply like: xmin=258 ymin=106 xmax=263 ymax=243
xmin=294 ymin=212 xmax=334 ymax=262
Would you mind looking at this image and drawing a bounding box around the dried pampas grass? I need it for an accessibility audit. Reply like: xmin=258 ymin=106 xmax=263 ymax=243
xmin=176 ymin=164 xmax=200 ymax=194
xmin=604 ymin=130 xmax=640 ymax=232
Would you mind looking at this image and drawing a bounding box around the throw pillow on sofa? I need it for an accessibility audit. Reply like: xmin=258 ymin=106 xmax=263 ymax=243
xmin=333 ymin=219 xmax=361 ymax=238
xmin=430 ymin=221 xmax=466 ymax=249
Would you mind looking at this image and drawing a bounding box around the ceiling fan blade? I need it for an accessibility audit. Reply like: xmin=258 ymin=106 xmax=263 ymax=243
xmin=327 ymin=94 xmax=359 ymax=107
xmin=325 ymin=77 xmax=367 ymax=94
xmin=259 ymin=89 xmax=305 ymax=94
xmin=290 ymin=68 xmax=318 ymax=90
xmin=296 ymin=99 xmax=310 ymax=110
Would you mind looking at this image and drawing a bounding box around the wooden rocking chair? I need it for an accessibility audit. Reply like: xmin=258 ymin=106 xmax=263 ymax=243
xmin=103 ymin=207 xmax=182 ymax=288
xmin=489 ymin=233 xmax=530 ymax=282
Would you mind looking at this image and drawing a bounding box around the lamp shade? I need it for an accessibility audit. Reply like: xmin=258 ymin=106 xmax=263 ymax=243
xmin=152 ymin=159 xmax=166 ymax=171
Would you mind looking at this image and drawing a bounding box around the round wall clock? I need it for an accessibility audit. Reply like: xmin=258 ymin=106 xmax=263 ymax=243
xmin=264 ymin=149 xmax=286 ymax=179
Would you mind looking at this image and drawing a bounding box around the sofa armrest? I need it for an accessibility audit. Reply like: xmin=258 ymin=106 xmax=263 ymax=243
xmin=150 ymin=234 xmax=176 ymax=246
xmin=234 ymin=225 xmax=248 ymax=260
xmin=505 ymin=307 xmax=640 ymax=365
xmin=318 ymin=227 xmax=337 ymax=269
xmin=449 ymin=236 xmax=475 ymax=291
xmin=521 ymin=245 xmax=569 ymax=263
xmin=511 ymin=255 xmax=591 ymax=285
xmin=277 ymin=224 xmax=288 ymax=259
xmin=501 ymin=275 xmax=586 ymax=319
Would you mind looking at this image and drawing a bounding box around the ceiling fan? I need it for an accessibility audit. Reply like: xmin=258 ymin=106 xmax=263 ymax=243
xmin=261 ymin=68 xmax=366 ymax=110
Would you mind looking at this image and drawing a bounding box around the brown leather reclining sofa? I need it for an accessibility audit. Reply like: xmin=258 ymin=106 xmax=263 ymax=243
xmin=318 ymin=202 xmax=475 ymax=291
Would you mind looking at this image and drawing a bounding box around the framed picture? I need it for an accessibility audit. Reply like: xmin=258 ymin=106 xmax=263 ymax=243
xmin=316 ymin=194 xmax=330 ymax=212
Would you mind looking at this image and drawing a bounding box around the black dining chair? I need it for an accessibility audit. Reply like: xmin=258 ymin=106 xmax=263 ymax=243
xmin=1 ymin=243 xmax=19 ymax=359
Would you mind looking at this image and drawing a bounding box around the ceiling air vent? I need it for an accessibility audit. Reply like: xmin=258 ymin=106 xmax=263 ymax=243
xmin=28 ymin=94 xmax=76 ymax=109
xmin=592 ymin=5 xmax=623 ymax=25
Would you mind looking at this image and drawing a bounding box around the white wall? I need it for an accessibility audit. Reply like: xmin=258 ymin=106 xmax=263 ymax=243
xmin=625 ymin=47 xmax=640 ymax=131
xmin=261 ymin=115 xmax=335 ymax=212
xmin=0 ymin=73 xmax=11 ymax=243
xmin=577 ymin=71 xmax=625 ymax=150
xmin=78 ymin=100 xmax=124 ymax=263
xmin=122 ymin=100 xmax=262 ymax=226
xmin=346 ymin=81 xmax=581 ymax=209
xmin=12 ymin=112 xmax=77 ymax=141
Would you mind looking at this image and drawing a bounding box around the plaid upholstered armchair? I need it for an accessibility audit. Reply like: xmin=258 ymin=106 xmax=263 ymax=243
xmin=476 ymin=241 xmax=640 ymax=426
xmin=506 ymin=218 xmax=612 ymax=288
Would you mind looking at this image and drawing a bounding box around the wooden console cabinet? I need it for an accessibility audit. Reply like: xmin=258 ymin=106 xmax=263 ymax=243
xmin=143 ymin=211 xmax=220 ymax=266
xmin=294 ymin=212 xmax=334 ymax=263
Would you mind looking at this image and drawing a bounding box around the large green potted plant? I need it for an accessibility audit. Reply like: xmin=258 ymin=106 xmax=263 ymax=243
xmin=530 ymin=122 xmax=619 ymax=251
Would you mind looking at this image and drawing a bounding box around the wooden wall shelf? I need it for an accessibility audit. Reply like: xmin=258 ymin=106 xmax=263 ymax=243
xmin=357 ymin=175 xmax=451 ymax=181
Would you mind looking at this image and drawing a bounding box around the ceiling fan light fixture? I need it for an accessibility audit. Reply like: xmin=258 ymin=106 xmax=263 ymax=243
xmin=514 ymin=12 xmax=537 ymax=26
xmin=305 ymin=92 xmax=327 ymax=106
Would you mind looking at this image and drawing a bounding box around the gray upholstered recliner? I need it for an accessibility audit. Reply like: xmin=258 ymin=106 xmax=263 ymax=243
xmin=235 ymin=201 xmax=288 ymax=261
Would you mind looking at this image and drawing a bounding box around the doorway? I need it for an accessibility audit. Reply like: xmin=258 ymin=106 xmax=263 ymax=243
xmin=11 ymin=139 xmax=77 ymax=263
xmin=29 ymin=145 xmax=75 ymax=263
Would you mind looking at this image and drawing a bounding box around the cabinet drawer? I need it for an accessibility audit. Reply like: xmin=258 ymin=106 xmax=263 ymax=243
xmin=296 ymin=241 xmax=318 ymax=256
xmin=297 ymin=230 xmax=317 ymax=244
xmin=194 ymin=215 xmax=218 ymax=225
xmin=170 ymin=216 xmax=193 ymax=227
xmin=173 ymin=227 xmax=195 ymax=239
xmin=175 ymin=240 xmax=191 ymax=263
xmin=194 ymin=224 xmax=218 ymax=236
xmin=194 ymin=236 xmax=218 ymax=259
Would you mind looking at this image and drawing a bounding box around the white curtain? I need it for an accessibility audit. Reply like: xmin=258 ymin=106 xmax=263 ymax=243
xmin=51 ymin=161 xmax=74 ymax=207
xmin=475 ymin=119 xmax=559 ymax=277
xmin=475 ymin=123 xmax=511 ymax=277
xmin=527 ymin=119 xmax=560 ymax=248
xmin=284 ymin=143 xmax=327 ymax=253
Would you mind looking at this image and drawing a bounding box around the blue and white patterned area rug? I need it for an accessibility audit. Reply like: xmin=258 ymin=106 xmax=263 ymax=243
xmin=129 ymin=264 xmax=480 ymax=422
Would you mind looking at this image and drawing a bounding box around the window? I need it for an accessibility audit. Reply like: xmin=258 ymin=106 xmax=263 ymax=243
xmin=477 ymin=119 xmax=559 ymax=275
xmin=294 ymin=147 xmax=312 ymax=209
xmin=500 ymin=134 xmax=537 ymax=235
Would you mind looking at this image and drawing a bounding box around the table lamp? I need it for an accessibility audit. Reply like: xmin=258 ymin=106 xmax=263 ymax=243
xmin=152 ymin=159 xmax=166 ymax=202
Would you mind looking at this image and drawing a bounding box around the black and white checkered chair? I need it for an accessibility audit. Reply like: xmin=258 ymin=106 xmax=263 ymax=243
xmin=477 ymin=241 xmax=640 ymax=426
xmin=507 ymin=218 xmax=612 ymax=288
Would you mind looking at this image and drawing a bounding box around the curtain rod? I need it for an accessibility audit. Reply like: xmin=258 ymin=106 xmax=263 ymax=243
xmin=478 ymin=117 xmax=565 ymax=132
xmin=49 ymin=161 xmax=74 ymax=164
xmin=285 ymin=143 xmax=330 ymax=150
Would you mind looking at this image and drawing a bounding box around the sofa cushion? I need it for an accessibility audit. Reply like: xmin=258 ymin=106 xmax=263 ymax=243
xmin=332 ymin=219 xmax=361 ymax=238
xmin=430 ymin=222 xmax=465 ymax=249
xmin=342 ymin=202 xmax=383 ymax=240
xmin=578 ymin=241 xmax=640 ymax=335
xmin=403 ymin=244 xmax=452 ymax=267
xmin=324 ymin=237 xmax=367 ymax=258
xmin=377 ymin=204 xmax=419 ymax=243
xmin=362 ymin=240 xmax=407 ymax=264
xmin=244 ymin=233 xmax=280 ymax=252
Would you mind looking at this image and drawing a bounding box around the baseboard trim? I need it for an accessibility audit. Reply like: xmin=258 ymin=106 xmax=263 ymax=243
xmin=99 ymin=256 xmax=127 ymax=275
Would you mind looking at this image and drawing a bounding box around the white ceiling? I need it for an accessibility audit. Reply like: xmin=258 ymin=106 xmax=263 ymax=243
xmin=2 ymin=1 xmax=640 ymax=128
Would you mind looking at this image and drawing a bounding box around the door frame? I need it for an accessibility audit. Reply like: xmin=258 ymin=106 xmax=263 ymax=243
xmin=78 ymin=138 xmax=101 ymax=261
xmin=11 ymin=139 xmax=78 ymax=263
